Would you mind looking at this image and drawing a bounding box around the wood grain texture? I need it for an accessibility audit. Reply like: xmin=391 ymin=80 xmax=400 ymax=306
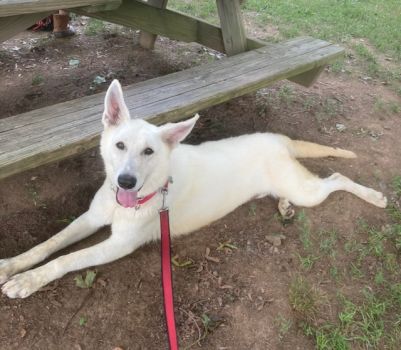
xmin=79 ymin=1 xmax=121 ymax=13
xmin=75 ymin=0 xmax=227 ymax=53
xmin=138 ymin=0 xmax=168 ymax=50
xmin=216 ymin=0 xmax=247 ymax=56
xmin=0 ymin=0 xmax=119 ymax=17
xmin=0 ymin=12 xmax=52 ymax=42
xmin=0 ymin=37 xmax=344 ymax=179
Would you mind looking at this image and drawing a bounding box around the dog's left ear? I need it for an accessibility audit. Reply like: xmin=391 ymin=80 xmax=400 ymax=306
xmin=102 ymin=79 xmax=130 ymax=128
xmin=159 ymin=114 xmax=199 ymax=146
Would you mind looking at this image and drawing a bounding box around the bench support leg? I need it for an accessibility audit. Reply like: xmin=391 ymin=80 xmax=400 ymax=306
xmin=216 ymin=0 xmax=247 ymax=56
xmin=288 ymin=65 xmax=325 ymax=87
xmin=138 ymin=0 xmax=168 ymax=49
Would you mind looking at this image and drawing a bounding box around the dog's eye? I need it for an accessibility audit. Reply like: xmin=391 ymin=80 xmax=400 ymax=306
xmin=116 ymin=142 xmax=125 ymax=150
xmin=143 ymin=147 xmax=154 ymax=155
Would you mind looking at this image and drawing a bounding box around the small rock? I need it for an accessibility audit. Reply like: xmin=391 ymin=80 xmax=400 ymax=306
xmin=69 ymin=59 xmax=80 ymax=67
xmin=20 ymin=329 xmax=27 ymax=338
xmin=335 ymin=123 xmax=346 ymax=132
xmin=265 ymin=234 xmax=286 ymax=247
xmin=217 ymin=297 xmax=223 ymax=307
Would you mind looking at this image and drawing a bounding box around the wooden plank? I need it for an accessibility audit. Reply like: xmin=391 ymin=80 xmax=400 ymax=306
xmin=75 ymin=0 xmax=227 ymax=52
xmin=244 ymin=36 xmax=328 ymax=87
xmin=0 ymin=38 xmax=332 ymax=141
xmin=79 ymin=0 xmax=121 ymax=13
xmin=138 ymin=0 xmax=168 ymax=49
xmin=76 ymin=0 xmax=267 ymax=54
xmin=286 ymin=65 xmax=325 ymax=87
xmin=0 ymin=37 xmax=344 ymax=179
xmin=0 ymin=37 xmax=317 ymax=131
xmin=0 ymin=12 xmax=52 ymax=42
xmin=0 ymin=0 xmax=120 ymax=17
xmin=75 ymin=0 xmax=332 ymax=87
xmin=216 ymin=0 xmax=247 ymax=56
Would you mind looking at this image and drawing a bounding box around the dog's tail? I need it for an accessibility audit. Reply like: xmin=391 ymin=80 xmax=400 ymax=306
xmin=289 ymin=140 xmax=357 ymax=159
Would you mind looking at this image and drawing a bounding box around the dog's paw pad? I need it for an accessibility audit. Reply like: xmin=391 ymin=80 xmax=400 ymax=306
xmin=283 ymin=207 xmax=295 ymax=220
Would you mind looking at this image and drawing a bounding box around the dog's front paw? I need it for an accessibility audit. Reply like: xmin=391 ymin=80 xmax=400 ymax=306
xmin=1 ymin=269 xmax=46 ymax=298
xmin=0 ymin=259 xmax=18 ymax=284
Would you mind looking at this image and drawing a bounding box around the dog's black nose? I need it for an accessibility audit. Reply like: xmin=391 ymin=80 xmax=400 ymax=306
xmin=118 ymin=174 xmax=137 ymax=189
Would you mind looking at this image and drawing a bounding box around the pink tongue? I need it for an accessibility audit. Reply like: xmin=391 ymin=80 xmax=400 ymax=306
xmin=116 ymin=189 xmax=138 ymax=208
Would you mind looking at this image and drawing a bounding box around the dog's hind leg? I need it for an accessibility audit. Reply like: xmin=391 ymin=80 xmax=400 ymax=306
xmin=0 ymin=183 xmax=114 ymax=284
xmin=289 ymin=172 xmax=387 ymax=209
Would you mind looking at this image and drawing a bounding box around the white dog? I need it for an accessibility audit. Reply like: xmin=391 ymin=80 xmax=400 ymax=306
xmin=0 ymin=80 xmax=387 ymax=298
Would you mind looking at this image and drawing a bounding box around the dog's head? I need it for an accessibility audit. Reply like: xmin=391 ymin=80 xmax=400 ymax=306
xmin=100 ymin=80 xmax=198 ymax=208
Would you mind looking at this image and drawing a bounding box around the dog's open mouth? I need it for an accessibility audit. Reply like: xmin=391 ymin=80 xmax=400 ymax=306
xmin=116 ymin=188 xmax=138 ymax=208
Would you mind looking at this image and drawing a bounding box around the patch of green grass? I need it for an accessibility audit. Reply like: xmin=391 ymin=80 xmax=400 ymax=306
xmin=168 ymin=0 xmax=218 ymax=23
xmin=318 ymin=229 xmax=338 ymax=256
xmin=392 ymin=176 xmax=401 ymax=197
xmin=25 ymin=183 xmax=46 ymax=208
xmin=275 ymin=315 xmax=292 ymax=341
xmin=374 ymin=269 xmax=385 ymax=285
xmin=243 ymin=0 xmax=401 ymax=62
xmin=79 ymin=316 xmax=87 ymax=326
xmin=32 ymin=74 xmax=44 ymax=86
xmin=298 ymin=254 xmax=319 ymax=271
xmin=374 ymin=98 xmax=401 ymax=115
xmin=303 ymin=290 xmax=395 ymax=349
xmin=289 ymin=276 xmax=319 ymax=321
xmin=278 ymin=84 xmax=293 ymax=106
xmin=384 ymin=252 xmax=398 ymax=273
xmin=74 ymin=270 xmax=97 ymax=289
xmin=367 ymin=226 xmax=386 ymax=258
xmin=318 ymin=97 xmax=343 ymax=120
xmin=354 ymin=43 xmax=376 ymax=63
xmin=302 ymin=96 xmax=317 ymax=111
xmin=389 ymin=102 xmax=401 ymax=114
xmin=353 ymin=289 xmax=386 ymax=347
xmin=85 ymin=18 xmax=107 ymax=36
xmin=315 ymin=325 xmax=349 ymax=350
xmin=297 ymin=210 xmax=312 ymax=251
xmin=349 ymin=262 xmax=364 ymax=279
xmin=329 ymin=266 xmax=339 ymax=281
xmin=248 ymin=202 xmax=257 ymax=216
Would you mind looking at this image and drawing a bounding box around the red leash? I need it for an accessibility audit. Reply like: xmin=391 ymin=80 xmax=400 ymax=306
xmin=160 ymin=182 xmax=179 ymax=350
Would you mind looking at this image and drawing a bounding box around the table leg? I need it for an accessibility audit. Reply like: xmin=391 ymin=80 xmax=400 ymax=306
xmin=138 ymin=0 xmax=168 ymax=49
xmin=216 ymin=0 xmax=247 ymax=56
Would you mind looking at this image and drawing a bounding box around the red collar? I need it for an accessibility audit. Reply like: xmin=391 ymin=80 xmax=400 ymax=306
xmin=136 ymin=179 xmax=170 ymax=207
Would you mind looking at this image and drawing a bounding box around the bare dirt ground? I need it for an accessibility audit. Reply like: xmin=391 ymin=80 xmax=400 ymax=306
xmin=0 ymin=19 xmax=400 ymax=350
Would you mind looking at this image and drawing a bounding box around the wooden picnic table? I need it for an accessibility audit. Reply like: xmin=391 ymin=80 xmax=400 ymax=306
xmin=0 ymin=0 xmax=253 ymax=55
xmin=0 ymin=0 xmax=344 ymax=179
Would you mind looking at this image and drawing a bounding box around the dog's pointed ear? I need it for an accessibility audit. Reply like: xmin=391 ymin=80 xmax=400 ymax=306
xmin=102 ymin=79 xmax=130 ymax=128
xmin=159 ymin=114 xmax=199 ymax=146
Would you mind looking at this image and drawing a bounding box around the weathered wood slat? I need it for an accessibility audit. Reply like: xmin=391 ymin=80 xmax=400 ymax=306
xmin=0 ymin=37 xmax=344 ymax=179
xmin=0 ymin=12 xmax=52 ymax=42
xmin=75 ymin=0 xmax=323 ymax=86
xmin=75 ymin=0 xmax=227 ymax=52
xmin=138 ymin=0 xmax=168 ymax=49
xmin=0 ymin=0 xmax=120 ymax=17
xmin=0 ymin=37 xmax=318 ymax=136
xmin=216 ymin=0 xmax=247 ymax=56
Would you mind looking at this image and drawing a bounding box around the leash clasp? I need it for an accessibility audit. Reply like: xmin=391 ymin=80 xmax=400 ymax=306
xmin=160 ymin=176 xmax=173 ymax=211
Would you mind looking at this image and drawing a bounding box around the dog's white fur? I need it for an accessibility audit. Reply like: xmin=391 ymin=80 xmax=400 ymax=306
xmin=0 ymin=80 xmax=387 ymax=298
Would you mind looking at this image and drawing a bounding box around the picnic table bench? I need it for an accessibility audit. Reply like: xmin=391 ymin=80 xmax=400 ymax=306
xmin=0 ymin=0 xmax=344 ymax=180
